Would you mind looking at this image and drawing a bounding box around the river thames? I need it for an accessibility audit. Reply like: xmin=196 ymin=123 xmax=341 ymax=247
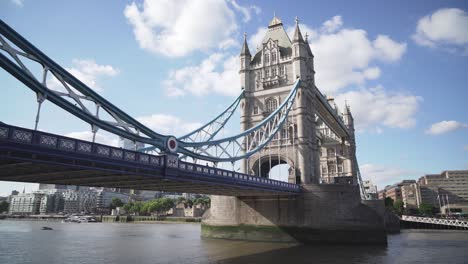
xmin=1 ymin=220 xmax=467 ymax=264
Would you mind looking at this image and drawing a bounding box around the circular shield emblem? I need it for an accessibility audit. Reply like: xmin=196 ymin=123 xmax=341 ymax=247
xmin=166 ymin=136 xmax=178 ymax=153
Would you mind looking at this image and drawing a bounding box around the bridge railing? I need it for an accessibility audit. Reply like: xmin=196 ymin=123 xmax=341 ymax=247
xmin=0 ymin=123 xmax=300 ymax=193
xmin=401 ymin=215 xmax=468 ymax=228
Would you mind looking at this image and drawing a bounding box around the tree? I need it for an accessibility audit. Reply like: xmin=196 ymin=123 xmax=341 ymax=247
xmin=110 ymin=198 xmax=124 ymax=209
xmin=418 ymin=203 xmax=435 ymax=216
xmin=393 ymin=199 xmax=404 ymax=215
xmin=384 ymin=197 xmax=394 ymax=208
xmin=0 ymin=201 xmax=9 ymax=213
xmin=186 ymin=199 xmax=194 ymax=208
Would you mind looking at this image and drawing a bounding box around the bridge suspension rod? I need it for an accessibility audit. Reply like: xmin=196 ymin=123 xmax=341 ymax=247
xmin=0 ymin=19 xmax=169 ymax=148
xmin=178 ymin=80 xmax=301 ymax=163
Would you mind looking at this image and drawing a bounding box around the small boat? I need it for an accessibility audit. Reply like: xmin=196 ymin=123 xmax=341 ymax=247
xmin=41 ymin=226 xmax=53 ymax=230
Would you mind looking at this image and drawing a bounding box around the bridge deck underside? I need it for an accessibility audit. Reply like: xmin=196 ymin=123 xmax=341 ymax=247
xmin=0 ymin=143 xmax=296 ymax=196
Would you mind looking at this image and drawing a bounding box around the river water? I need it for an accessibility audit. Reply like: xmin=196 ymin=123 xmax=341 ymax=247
xmin=1 ymin=220 xmax=467 ymax=264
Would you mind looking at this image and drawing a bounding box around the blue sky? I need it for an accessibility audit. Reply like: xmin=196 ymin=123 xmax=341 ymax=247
xmin=0 ymin=0 xmax=467 ymax=196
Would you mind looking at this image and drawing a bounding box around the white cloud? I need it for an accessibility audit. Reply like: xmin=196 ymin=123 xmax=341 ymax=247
xmin=335 ymin=86 xmax=422 ymax=131
xmin=11 ymin=0 xmax=23 ymax=7
xmin=360 ymin=163 xmax=419 ymax=190
xmin=321 ymin=15 xmax=343 ymax=33
xmin=425 ymin=120 xmax=468 ymax=135
xmin=137 ymin=114 xmax=201 ymax=136
xmin=248 ymin=27 xmax=268 ymax=52
xmin=269 ymin=16 xmax=406 ymax=94
xmin=163 ymin=53 xmax=240 ymax=97
xmin=413 ymin=8 xmax=468 ymax=54
xmin=49 ymin=59 xmax=119 ymax=92
xmin=124 ymin=0 xmax=253 ymax=57
xmin=373 ymin=35 xmax=408 ymax=62
xmin=229 ymin=0 xmax=261 ymax=23
xmin=65 ymin=131 xmax=119 ymax=147
xmin=309 ymin=29 xmax=406 ymax=94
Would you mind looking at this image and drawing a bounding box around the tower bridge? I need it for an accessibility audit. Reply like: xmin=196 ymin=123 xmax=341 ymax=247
xmin=0 ymin=16 xmax=387 ymax=244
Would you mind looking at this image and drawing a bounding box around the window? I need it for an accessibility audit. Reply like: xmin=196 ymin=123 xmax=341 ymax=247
xmin=264 ymin=53 xmax=269 ymax=64
xmin=241 ymin=58 xmax=245 ymax=68
xmin=327 ymin=148 xmax=335 ymax=157
xmin=265 ymin=98 xmax=278 ymax=113
xmin=279 ymin=65 xmax=284 ymax=75
xmin=265 ymin=68 xmax=269 ymax=78
xmin=253 ymin=106 xmax=258 ymax=115
xmin=272 ymin=52 xmax=277 ymax=62
xmin=272 ymin=67 xmax=277 ymax=76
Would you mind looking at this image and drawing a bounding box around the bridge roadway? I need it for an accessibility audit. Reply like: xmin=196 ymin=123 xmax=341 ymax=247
xmin=0 ymin=123 xmax=300 ymax=196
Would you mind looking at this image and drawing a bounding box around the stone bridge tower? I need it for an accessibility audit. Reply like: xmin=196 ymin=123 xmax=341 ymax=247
xmin=203 ymin=15 xmax=386 ymax=244
xmin=240 ymin=16 xmax=332 ymax=184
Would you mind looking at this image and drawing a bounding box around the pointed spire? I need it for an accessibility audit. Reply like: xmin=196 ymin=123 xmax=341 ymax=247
xmin=240 ymin=32 xmax=251 ymax=57
xmin=268 ymin=13 xmax=283 ymax=28
xmin=293 ymin=16 xmax=304 ymax=43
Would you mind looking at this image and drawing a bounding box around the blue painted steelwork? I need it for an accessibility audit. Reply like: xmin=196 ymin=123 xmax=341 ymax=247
xmin=179 ymin=90 xmax=244 ymax=141
xmin=0 ymin=122 xmax=300 ymax=194
xmin=139 ymin=89 xmax=244 ymax=153
xmin=0 ymin=19 xmax=297 ymax=164
xmin=0 ymin=20 xmax=168 ymax=149
xmin=177 ymin=79 xmax=300 ymax=162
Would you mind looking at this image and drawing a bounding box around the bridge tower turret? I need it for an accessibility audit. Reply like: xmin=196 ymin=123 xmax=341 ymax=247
xmin=342 ymin=103 xmax=357 ymax=182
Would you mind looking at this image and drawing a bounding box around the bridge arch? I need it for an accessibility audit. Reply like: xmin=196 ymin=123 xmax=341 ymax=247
xmin=250 ymin=154 xmax=296 ymax=182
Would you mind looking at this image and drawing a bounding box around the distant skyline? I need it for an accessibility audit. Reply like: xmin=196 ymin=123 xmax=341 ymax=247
xmin=1 ymin=0 xmax=467 ymax=196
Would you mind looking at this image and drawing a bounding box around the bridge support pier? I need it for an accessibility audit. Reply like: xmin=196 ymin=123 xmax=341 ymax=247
xmin=202 ymin=184 xmax=387 ymax=244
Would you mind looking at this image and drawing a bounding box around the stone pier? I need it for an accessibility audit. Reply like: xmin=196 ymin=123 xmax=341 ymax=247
xmin=202 ymin=184 xmax=387 ymax=244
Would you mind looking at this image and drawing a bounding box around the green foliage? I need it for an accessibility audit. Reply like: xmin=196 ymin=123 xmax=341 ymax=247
xmin=0 ymin=200 xmax=9 ymax=213
xmin=418 ymin=203 xmax=435 ymax=216
xmin=393 ymin=199 xmax=404 ymax=215
xmin=194 ymin=197 xmax=211 ymax=207
xmin=110 ymin=198 xmax=124 ymax=209
xmin=123 ymin=198 xmax=175 ymax=216
xmin=384 ymin=197 xmax=394 ymax=208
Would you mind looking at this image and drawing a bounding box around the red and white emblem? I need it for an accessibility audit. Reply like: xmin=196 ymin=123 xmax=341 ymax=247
xmin=166 ymin=136 xmax=178 ymax=153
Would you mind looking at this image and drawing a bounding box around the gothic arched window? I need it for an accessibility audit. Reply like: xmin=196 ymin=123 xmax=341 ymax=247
xmin=272 ymin=52 xmax=277 ymax=62
xmin=265 ymin=97 xmax=278 ymax=113
xmin=264 ymin=53 xmax=269 ymax=64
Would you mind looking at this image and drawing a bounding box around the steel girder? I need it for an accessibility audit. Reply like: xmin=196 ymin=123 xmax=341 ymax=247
xmin=177 ymin=80 xmax=300 ymax=162
xmin=0 ymin=19 xmax=168 ymax=150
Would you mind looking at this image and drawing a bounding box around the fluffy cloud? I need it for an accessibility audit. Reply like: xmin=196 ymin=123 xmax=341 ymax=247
xmin=65 ymin=131 xmax=119 ymax=147
xmin=163 ymin=53 xmax=240 ymax=97
xmin=137 ymin=114 xmax=201 ymax=136
xmin=49 ymin=59 xmax=119 ymax=92
xmin=335 ymin=86 xmax=422 ymax=131
xmin=321 ymin=15 xmax=343 ymax=33
xmin=124 ymin=0 xmax=258 ymax=57
xmin=271 ymin=16 xmax=406 ymax=94
xmin=413 ymin=8 xmax=468 ymax=54
xmin=229 ymin=0 xmax=261 ymax=23
xmin=307 ymin=18 xmax=406 ymax=94
xmin=360 ymin=163 xmax=419 ymax=190
xmin=425 ymin=120 xmax=468 ymax=135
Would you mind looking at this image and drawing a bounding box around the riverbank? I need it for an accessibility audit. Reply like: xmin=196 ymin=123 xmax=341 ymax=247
xmin=0 ymin=214 xmax=202 ymax=224
xmin=101 ymin=215 xmax=202 ymax=223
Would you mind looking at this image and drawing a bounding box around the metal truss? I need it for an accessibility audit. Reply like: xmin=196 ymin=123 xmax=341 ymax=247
xmin=139 ymin=90 xmax=244 ymax=153
xmin=354 ymin=158 xmax=368 ymax=200
xmin=178 ymin=80 xmax=300 ymax=163
xmin=0 ymin=19 xmax=168 ymax=150
xmin=401 ymin=215 xmax=468 ymax=228
xmin=0 ymin=21 xmax=306 ymax=168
